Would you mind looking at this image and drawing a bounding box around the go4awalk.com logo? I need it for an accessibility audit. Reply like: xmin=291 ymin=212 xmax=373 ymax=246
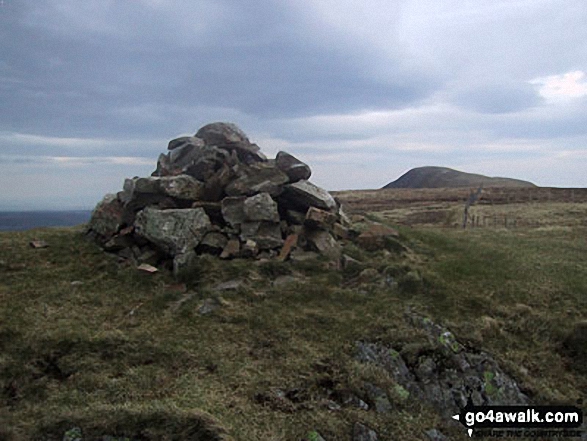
xmin=452 ymin=403 xmax=584 ymax=438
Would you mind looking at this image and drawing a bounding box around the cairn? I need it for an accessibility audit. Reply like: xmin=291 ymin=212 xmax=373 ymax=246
xmin=87 ymin=122 xmax=350 ymax=275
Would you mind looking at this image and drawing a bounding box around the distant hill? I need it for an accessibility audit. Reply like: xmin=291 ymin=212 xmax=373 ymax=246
xmin=382 ymin=166 xmax=536 ymax=189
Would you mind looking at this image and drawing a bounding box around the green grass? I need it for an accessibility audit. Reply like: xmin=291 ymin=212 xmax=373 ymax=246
xmin=1 ymin=221 xmax=586 ymax=440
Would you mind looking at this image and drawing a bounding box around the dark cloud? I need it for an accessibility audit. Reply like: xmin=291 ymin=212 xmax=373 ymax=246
xmin=0 ymin=0 xmax=437 ymax=140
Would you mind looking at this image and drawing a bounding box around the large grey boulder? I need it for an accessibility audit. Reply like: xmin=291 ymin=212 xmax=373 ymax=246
xmin=196 ymin=122 xmax=266 ymax=164
xmin=276 ymin=151 xmax=311 ymax=182
xmin=281 ymin=180 xmax=337 ymax=211
xmin=243 ymin=193 xmax=279 ymax=222
xmin=120 ymin=176 xmax=205 ymax=210
xmin=134 ymin=206 xmax=212 ymax=255
xmin=225 ymin=163 xmax=289 ymax=197
xmin=221 ymin=196 xmax=247 ymax=229
xmin=87 ymin=194 xmax=125 ymax=239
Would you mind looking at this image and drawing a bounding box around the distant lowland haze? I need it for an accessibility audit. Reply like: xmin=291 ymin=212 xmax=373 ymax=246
xmin=1 ymin=1 xmax=587 ymax=211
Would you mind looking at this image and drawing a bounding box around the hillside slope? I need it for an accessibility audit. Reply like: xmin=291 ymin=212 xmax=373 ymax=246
xmin=383 ymin=166 xmax=536 ymax=189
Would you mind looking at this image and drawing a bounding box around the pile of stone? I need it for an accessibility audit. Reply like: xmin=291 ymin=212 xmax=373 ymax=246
xmin=87 ymin=122 xmax=350 ymax=275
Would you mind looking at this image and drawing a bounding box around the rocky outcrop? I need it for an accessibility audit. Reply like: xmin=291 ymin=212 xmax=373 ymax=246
xmin=87 ymin=122 xmax=348 ymax=275
xmin=355 ymin=311 xmax=529 ymax=420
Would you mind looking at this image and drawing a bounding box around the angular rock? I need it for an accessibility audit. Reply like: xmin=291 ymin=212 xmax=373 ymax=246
xmin=220 ymin=238 xmax=240 ymax=259
xmin=88 ymin=194 xmax=125 ymax=239
xmin=137 ymin=263 xmax=158 ymax=273
xmin=183 ymin=145 xmax=231 ymax=182
xmin=353 ymin=423 xmax=378 ymax=441
xmin=240 ymin=222 xmax=283 ymax=250
xmin=305 ymin=229 xmax=341 ymax=260
xmin=195 ymin=122 xmax=266 ymax=164
xmin=276 ymin=151 xmax=311 ymax=182
xmin=221 ymin=196 xmax=247 ymax=229
xmin=196 ymin=122 xmax=250 ymax=146
xmin=121 ymin=176 xmax=205 ymax=210
xmin=168 ymin=136 xmax=204 ymax=151
xmin=200 ymin=163 xmax=236 ymax=201
xmin=243 ymin=193 xmax=280 ymax=222
xmin=304 ymin=206 xmax=337 ymax=229
xmin=134 ymin=207 xmax=212 ymax=255
xmin=225 ymin=162 xmax=289 ymax=197
xmin=198 ymin=232 xmax=228 ymax=255
xmin=281 ymin=180 xmax=337 ymax=211
xmin=277 ymin=233 xmax=298 ymax=261
xmin=213 ymin=279 xmax=243 ymax=291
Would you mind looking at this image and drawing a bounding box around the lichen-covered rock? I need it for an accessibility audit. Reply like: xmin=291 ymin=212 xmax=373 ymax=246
xmin=87 ymin=194 xmax=125 ymax=239
xmin=243 ymin=193 xmax=279 ymax=222
xmin=134 ymin=207 xmax=212 ymax=255
xmin=196 ymin=122 xmax=266 ymax=164
xmin=356 ymin=312 xmax=530 ymax=420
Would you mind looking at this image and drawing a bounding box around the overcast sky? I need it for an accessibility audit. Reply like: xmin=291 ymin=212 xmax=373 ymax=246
xmin=1 ymin=0 xmax=586 ymax=209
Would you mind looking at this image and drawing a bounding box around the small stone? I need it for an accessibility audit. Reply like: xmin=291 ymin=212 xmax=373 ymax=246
xmin=326 ymin=400 xmax=342 ymax=411
xmin=70 ymin=281 xmax=84 ymax=286
xmin=213 ymin=279 xmax=243 ymax=291
xmin=198 ymin=297 xmax=221 ymax=315
xmin=273 ymin=275 xmax=302 ymax=288
xmin=29 ymin=240 xmax=49 ymax=249
xmin=425 ymin=428 xmax=448 ymax=441
xmin=137 ymin=263 xmax=158 ymax=273
xmin=220 ymin=239 xmax=240 ymax=259
xmin=353 ymin=422 xmax=378 ymax=441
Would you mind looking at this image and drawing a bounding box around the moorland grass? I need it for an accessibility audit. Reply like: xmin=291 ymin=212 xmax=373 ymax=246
xmin=0 ymin=218 xmax=585 ymax=440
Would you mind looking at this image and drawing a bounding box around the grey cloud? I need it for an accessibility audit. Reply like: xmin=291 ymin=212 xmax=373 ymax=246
xmin=0 ymin=0 xmax=438 ymax=140
xmin=452 ymin=82 xmax=542 ymax=114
